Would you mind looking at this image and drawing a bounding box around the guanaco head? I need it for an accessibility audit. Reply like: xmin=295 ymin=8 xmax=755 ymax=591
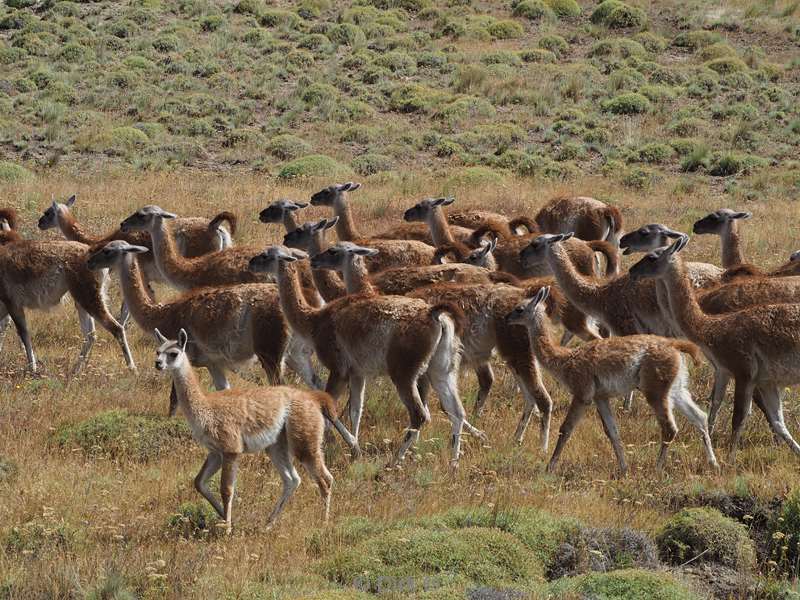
xmin=629 ymin=235 xmax=689 ymax=281
xmin=520 ymin=233 xmax=573 ymax=267
xmin=692 ymin=209 xmax=751 ymax=236
xmin=248 ymin=245 xmax=309 ymax=275
xmin=619 ymin=224 xmax=685 ymax=255
xmin=259 ymin=199 xmax=308 ymax=224
xmin=310 ymin=182 xmax=361 ymax=207
xmin=284 ymin=217 xmax=339 ymax=250
xmin=310 ymin=242 xmax=379 ymax=272
xmin=506 ymin=286 xmax=551 ymax=328
xmin=464 ymin=236 xmax=496 ymax=267
xmin=403 ymin=196 xmax=455 ymax=222
xmin=120 ymin=205 xmax=176 ymax=232
xmin=87 ymin=240 xmax=149 ymax=271
xmin=154 ymin=328 xmax=188 ymax=371
xmin=38 ymin=194 xmax=76 ymax=230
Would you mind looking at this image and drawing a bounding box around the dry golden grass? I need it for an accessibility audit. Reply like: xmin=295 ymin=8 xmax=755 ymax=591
xmin=1 ymin=170 xmax=800 ymax=598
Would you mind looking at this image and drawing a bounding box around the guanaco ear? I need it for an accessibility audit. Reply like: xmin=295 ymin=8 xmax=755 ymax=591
xmin=534 ymin=285 xmax=550 ymax=306
xmin=66 ymin=194 xmax=77 ymax=207
xmin=290 ymin=201 xmax=308 ymax=210
xmin=159 ymin=209 xmax=177 ymax=219
xmin=790 ymin=250 xmax=800 ymax=262
xmin=178 ymin=329 xmax=188 ymax=351
xmin=153 ymin=328 xmax=169 ymax=345
xmin=337 ymin=182 xmax=357 ymax=192
xmin=127 ymin=245 xmax=149 ymax=254
xmin=732 ymin=211 xmax=752 ymax=220
xmin=288 ymin=248 xmax=308 ymax=260
xmin=51 ymin=200 xmax=59 ymax=212
xmin=324 ymin=216 xmax=339 ymax=229
xmin=485 ymin=236 xmax=497 ymax=252
xmin=668 ymin=235 xmax=689 ymax=255
xmin=556 ymin=232 xmax=575 ymax=242
xmin=433 ymin=196 xmax=455 ymax=207
xmin=351 ymin=246 xmax=379 ymax=257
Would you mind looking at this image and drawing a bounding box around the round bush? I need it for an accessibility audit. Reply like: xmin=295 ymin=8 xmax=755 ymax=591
xmin=549 ymin=569 xmax=698 ymax=600
xmin=519 ymin=48 xmax=556 ymax=63
xmin=544 ymin=0 xmax=580 ymax=18
xmin=352 ymin=153 xmax=394 ymax=175
xmin=602 ymin=92 xmax=651 ymax=114
xmin=267 ymin=134 xmax=311 ymax=160
xmin=0 ymin=161 xmax=32 ymax=182
xmin=512 ymin=0 xmax=553 ymax=20
xmin=488 ymin=19 xmax=524 ymax=40
xmin=277 ymin=155 xmax=353 ymax=179
xmin=538 ymin=34 xmax=568 ymax=57
xmin=656 ymin=507 xmax=756 ymax=571
xmin=591 ymin=1 xmax=646 ymax=29
xmin=672 ymin=30 xmax=722 ymax=51
xmin=705 ymin=57 xmax=747 ymax=75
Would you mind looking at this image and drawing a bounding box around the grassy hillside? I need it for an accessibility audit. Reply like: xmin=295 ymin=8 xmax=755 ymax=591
xmin=0 ymin=0 xmax=799 ymax=200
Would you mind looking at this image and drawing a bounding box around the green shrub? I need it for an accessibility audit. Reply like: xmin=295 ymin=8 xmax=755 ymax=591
xmin=389 ymin=83 xmax=441 ymax=113
xmin=538 ymin=34 xmax=568 ymax=57
xmin=622 ymin=167 xmax=659 ymax=189
xmin=0 ymin=161 xmax=32 ymax=182
xmin=328 ymin=23 xmax=366 ymax=46
xmin=708 ymin=152 xmax=766 ymax=176
xmin=544 ymin=0 xmax=580 ymax=18
xmin=672 ymin=30 xmax=722 ymax=51
xmin=480 ymin=50 xmax=522 ymax=66
xmin=235 ymin=0 xmax=265 ymax=16
xmin=656 ymin=508 xmax=756 ymax=570
xmin=375 ymin=50 xmax=417 ymax=75
xmin=277 ymin=154 xmax=353 ymax=179
xmin=167 ymin=502 xmax=223 ymax=539
xmin=705 ymin=57 xmax=748 ymax=74
xmin=352 ymin=153 xmax=394 ymax=175
xmin=53 ymin=410 xmax=190 ymax=462
xmin=519 ymin=48 xmax=556 ymax=63
xmin=5 ymin=0 xmax=37 ymax=8
xmin=488 ymin=19 xmax=524 ymax=40
xmin=634 ymin=31 xmax=667 ymax=53
xmin=592 ymin=1 xmax=646 ymax=29
xmin=268 ymin=134 xmax=312 ymax=160
xmin=320 ymin=526 xmax=542 ymax=592
xmin=549 ymin=569 xmax=699 ymax=600
xmin=636 ymin=142 xmax=674 ymax=163
xmin=770 ymin=488 xmax=800 ymax=575
xmin=679 ymin=143 xmax=710 ymax=172
xmin=512 ymin=0 xmax=553 ymax=21
xmin=698 ymin=42 xmax=737 ymax=62
xmin=602 ymin=92 xmax=650 ymax=114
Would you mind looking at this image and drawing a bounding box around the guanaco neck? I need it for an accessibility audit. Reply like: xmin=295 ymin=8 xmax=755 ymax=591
xmin=118 ymin=254 xmax=165 ymax=330
xmin=341 ymin=257 xmax=376 ymax=296
xmin=333 ymin=196 xmax=359 ymax=241
xmin=170 ymin=359 xmax=213 ymax=424
xmin=427 ymin=208 xmax=455 ymax=246
xmin=276 ymin=261 xmax=317 ymax=339
xmin=57 ymin=208 xmax=95 ymax=245
xmin=721 ymin=221 xmax=745 ymax=268
xmin=282 ymin=211 xmax=299 ymax=233
xmin=525 ymin=312 xmax=572 ymax=378
xmin=546 ymin=243 xmax=602 ymax=311
xmin=661 ymin=258 xmax=715 ymax=343
xmin=149 ymin=217 xmax=191 ymax=286
xmin=308 ymin=230 xmax=346 ymax=301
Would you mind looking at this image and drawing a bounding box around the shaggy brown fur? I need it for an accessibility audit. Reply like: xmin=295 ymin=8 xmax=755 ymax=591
xmin=697 ymin=275 xmax=800 ymax=314
xmin=534 ymin=196 xmax=623 ymax=245
xmin=630 ymin=237 xmax=800 ymax=462
xmin=309 ymin=183 xmax=437 ymax=270
xmin=508 ymin=287 xmax=717 ymax=474
xmin=448 ymin=210 xmax=516 ymax=237
xmin=88 ymin=241 xmax=322 ymax=403
xmin=0 ymin=239 xmax=134 ymax=372
xmin=0 ymin=208 xmax=22 ymax=245
xmin=155 ymin=329 xmax=355 ymax=533
xmin=0 ymin=207 xmax=19 ymax=231
xmin=248 ymin=246 xmax=483 ymax=466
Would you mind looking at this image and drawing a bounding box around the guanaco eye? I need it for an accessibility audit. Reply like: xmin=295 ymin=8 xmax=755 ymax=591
xmin=168 ymin=351 xmax=179 ymax=357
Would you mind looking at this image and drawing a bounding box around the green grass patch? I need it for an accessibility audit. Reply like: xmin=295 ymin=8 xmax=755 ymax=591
xmin=166 ymin=501 xmax=224 ymax=540
xmin=549 ymin=569 xmax=699 ymax=600
xmin=53 ymin=409 xmax=190 ymax=462
xmin=0 ymin=161 xmax=32 ymax=182
xmin=656 ymin=507 xmax=757 ymax=571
